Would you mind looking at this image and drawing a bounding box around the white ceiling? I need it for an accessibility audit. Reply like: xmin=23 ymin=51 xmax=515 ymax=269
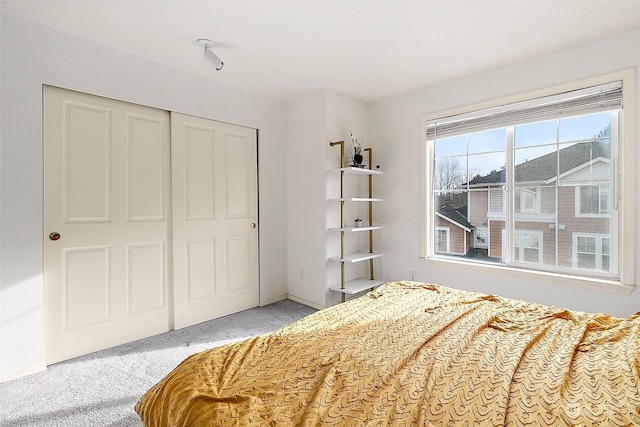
xmin=2 ymin=1 xmax=640 ymax=103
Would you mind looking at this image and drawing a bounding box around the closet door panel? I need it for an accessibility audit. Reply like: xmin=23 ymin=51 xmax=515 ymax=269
xmin=172 ymin=113 xmax=259 ymax=329
xmin=44 ymin=86 xmax=171 ymax=364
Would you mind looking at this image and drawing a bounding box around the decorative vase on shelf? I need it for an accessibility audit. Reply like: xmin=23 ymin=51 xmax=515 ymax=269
xmin=353 ymin=146 xmax=363 ymax=166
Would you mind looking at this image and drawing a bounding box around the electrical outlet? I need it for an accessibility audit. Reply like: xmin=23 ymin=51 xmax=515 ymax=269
xmin=299 ymin=268 xmax=304 ymax=279
xmin=410 ymin=270 xmax=416 ymax=280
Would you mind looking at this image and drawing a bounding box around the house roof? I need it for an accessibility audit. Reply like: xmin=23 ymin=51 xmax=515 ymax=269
xmin=467 ymin=140 xmax=610 ymax=186
xmin=436 ymin=205 xmax=473 ymax=232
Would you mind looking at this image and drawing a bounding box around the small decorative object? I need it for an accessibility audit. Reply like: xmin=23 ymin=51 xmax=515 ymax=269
xmin=347 ymin=128 xmax=364 ymax=167
xmin=353 ymin=146 xmax=363 ymax=166
xmin=354 ymin=218 xmax=362 ymax=228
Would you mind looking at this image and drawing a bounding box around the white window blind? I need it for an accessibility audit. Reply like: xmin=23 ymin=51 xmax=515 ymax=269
xmin=426 ymin=81 xmax=622 ymax=140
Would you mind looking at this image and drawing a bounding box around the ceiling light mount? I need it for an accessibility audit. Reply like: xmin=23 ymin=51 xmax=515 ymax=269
xmin=197 ymin=38 xmax=224 ymax=71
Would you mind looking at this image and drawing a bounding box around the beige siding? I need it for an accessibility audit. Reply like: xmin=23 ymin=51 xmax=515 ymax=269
xmin=489 ymin=188 xmax=504 ymax=213
xmin=469 ymin=190 xmax=488 ymax=226
xmin=540 ymin=186 xmax=556 ymax=214
xmin=489 ymin=220 xmax=503 ymax=259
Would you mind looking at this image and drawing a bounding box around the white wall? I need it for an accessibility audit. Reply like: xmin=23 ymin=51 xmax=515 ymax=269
xmin=0 ymin=12 xmax=288 ymax=382
xmin=287 ymin=91 xmax=328 ymax=308
xmin=286 ymin=90 xmax=369 ymax=308
xmin=369 ymin=25 xmax=640 ymax=317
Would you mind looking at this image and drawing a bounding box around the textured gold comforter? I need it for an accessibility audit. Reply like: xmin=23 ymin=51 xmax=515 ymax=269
xmin=135 ymin=281 xmax=640 ymax=426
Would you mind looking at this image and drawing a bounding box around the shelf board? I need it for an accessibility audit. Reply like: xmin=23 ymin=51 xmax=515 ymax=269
xmin=337 ymin=167 xmax=382 ymax=176
xmin=331 ymin=278 xmax=386 ymax=295
xmin=330 ymin=252 xmax=382 ymax=263
xmin=329 ymin=225 xmax=382 ymax=232
xmin=330 ymin=197 xmax=383 ymax=202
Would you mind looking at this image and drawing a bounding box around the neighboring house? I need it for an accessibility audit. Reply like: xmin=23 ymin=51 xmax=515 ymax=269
xmin=435 ymin=205 xmax=473 ymax=256
xmin=437 ymin=140 xmax=611 ymax=272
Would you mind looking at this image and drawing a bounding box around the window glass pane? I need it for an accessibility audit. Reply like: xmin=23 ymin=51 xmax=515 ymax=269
xmin=580 ymin=186 xmax=599 ymax=214
xmin=435 ymin=229 xmax=448 ymax=253
xmin=540 ymin=186 xmax=557 ymax=216
xmin=435 ymin=191 xmax=468 ymax=212
xmin=600 ymin=186 xmax=610 ymax=214
xmin=488 ymin=188 xmax=505 ymax=213
xmin=602 ymin=236 xmax=611 ymax=272
xmin=513 ymin=230 xmax=542 ymax=264
xmin=559 ymin=112 xmax=611 ymax=143
xmin=514 ymin=145 xmax=556 ymax=186
xmin=515 ymin=120 xmax=557 ymax=148
xmin=575 ymin=235 xmax=597 ymax=270
xmin=435 ymin=156 xmax=466 ymax=192
xmin=578 ymin=253 xmax=596 ymax=269
xmin=468 ymin=152 xmax=506 ymax=185
xmin=436 ymin=231 xmax=445 ymax=251
xmin=468 ymin=128 xmax=506 ymax=154
xmin=577 ymin=185 xmax=610 ymax=216
xmin=475 ymin=228 xmax=487 ymax=246
xmin=573 ymin=235 xmax=611 ymax=272
xmin=515 ymin=188 xmax=538 ymax=214
xmin=435 ymin=192 xmax=469 ymax=256
xmin=434 ymin=135 xmax=466 ymax=157
xmin=558 ymin=140 xmax=610 ymax=186
xmin=577 ymin=236 xmax=596 ymax=253
xmin=524 ymin=248 xmax=539 ymax=263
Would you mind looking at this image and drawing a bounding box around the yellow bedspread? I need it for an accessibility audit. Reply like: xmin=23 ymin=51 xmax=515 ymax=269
xmin=135 ymin=281 xmax=640 ymax=426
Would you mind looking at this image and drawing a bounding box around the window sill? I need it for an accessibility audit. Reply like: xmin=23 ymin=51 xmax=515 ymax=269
xmin=421 ymin=256 xmax=635 ymax=295
xmin=575 ymin=213 xmax=611 ymax=219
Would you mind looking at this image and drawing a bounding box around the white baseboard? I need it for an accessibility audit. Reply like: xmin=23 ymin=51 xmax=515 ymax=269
xmin=1 ymin=361 xmax=47 ymax=383
xmin=259 ymin=294 xmax=288 ymax=306
xmin=286 ymin=294 xmax=325 ymax=310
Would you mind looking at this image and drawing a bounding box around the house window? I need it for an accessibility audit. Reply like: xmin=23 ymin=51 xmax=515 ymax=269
xmin=513 ymin=230 xmax=543 ymax=264
xmin=576 ymin=185 xmax=610 ymax=217
xmin=435 ymin=227 xmax=450 ymax=253
xmin=424 ymin=73 xmax=634 ymax=288
xmin=515 ymin=188 xmax=539 ymax=214
xmin=573 ymin=233 xmax=610 ymax=272
xmin=475 ymin=227 xmax=488 ymax=248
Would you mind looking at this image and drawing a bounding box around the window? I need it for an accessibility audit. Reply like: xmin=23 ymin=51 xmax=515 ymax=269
xmin=573 ymin=233 xmax=610 ymax=272
xmin=510 ymin=230 xmax=543 ymax=264
xmin=515 ymin=189 xmax=539 ymax=214
xmin=423 ymin=72 xmax=635 ymax=288
xmin=576 ymin=185 xmax=610 ymax=217
xmin=500 ymin=229 xmax=543 ymax=264
xmin=475 ymin=227 xmax=488 ymax=248
xmin=435 ymin=227 xmax=450 ymax=253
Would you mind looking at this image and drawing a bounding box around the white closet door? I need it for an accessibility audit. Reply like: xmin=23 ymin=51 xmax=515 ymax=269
xmin=43 ymin=86 xmax=171 ymax=364
xmin=171 ymin=113 xmax=259 ymax=329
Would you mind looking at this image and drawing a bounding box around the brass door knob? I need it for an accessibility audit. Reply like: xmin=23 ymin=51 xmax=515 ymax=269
xmin=49 ymin=232 xmax=61 ymax=241
xmin=250 ymin=223 xmax=256 ymax=229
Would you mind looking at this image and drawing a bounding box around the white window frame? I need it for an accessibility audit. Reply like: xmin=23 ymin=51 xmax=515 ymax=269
xmin=421 ymin=69 xmax=635 ymax=292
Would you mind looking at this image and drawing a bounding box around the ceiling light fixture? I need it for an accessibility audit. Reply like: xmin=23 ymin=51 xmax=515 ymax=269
xmin=197 ymin=38 xmax=224 ymax=71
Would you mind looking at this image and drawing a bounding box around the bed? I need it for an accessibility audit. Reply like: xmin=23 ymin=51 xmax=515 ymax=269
xmin=135 ymin=281 xmax=640 ymax=426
